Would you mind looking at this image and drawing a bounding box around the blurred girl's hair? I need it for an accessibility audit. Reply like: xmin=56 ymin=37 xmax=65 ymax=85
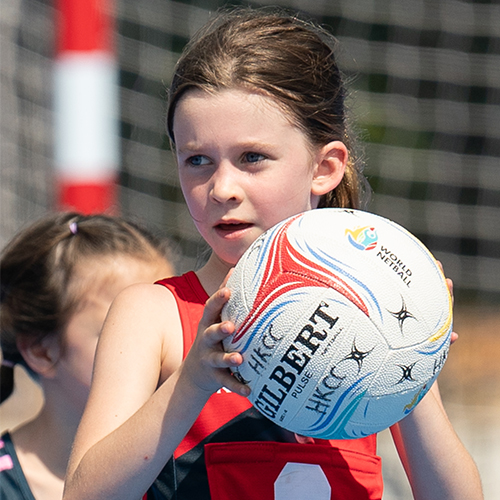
xmin=0 ymin=212 xmax=174 ymax=402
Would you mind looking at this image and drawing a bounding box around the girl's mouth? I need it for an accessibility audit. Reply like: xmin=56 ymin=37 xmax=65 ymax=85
xmin=215 ymin=221 xmax=253 ymax=236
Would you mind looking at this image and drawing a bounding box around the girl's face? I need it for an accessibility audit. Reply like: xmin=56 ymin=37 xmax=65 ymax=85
xmin=173 ymin=88 xmax=337 ymax=266
xmin=51 ymin=254 xmax=173 ymax=413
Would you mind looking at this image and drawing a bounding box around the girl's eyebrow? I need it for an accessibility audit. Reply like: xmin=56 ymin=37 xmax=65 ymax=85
xmin=177 ymin=141 xmax=277 ymax=155
xmin=175 ymin=143 xmax=203 ymax=155
xmin=238 ymin=141 xmax=276 ymax=150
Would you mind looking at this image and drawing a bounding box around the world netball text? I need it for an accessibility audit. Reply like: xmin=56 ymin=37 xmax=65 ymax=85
xmin=377 ymin=246 xmax=412 ymax=287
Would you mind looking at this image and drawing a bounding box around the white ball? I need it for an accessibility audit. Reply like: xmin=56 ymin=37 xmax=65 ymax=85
xmin=222 ymin=208 xmax=452 ymax=439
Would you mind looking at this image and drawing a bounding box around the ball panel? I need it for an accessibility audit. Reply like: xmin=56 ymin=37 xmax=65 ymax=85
xmin=343 ymin=211 xmax=452 ymax=348
xmin=281 ymin=305 xmax=390 ymax=439
xmin=237 ymin=290 xmax=357 ymax=424
xmin=345 ymin=376 xmax=437 ymax=438
xmin=287 ymin=209 xmax=452 ymax=350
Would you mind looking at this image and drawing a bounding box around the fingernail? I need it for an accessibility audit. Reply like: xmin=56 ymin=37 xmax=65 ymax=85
xmin=240 ymin=386 xmax=251 ymax=397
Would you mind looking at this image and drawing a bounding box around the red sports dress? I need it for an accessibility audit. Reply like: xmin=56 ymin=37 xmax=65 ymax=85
xmin=147 ymin=272 xmax=383 ymax=500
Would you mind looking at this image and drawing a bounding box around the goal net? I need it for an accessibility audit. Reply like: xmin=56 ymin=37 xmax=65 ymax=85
xmin=1 ymin=0 xmax=499 ymax=302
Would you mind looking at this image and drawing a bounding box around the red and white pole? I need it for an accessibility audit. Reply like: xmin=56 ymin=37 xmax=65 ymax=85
xmin=54 ymin=0 xmax=119 ymax=214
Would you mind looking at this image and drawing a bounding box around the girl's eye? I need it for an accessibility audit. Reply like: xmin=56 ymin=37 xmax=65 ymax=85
xmin=188 ymin=155 xmax=210 ymax=166
xmin=244 ymin=152 xmax=266 ymax=163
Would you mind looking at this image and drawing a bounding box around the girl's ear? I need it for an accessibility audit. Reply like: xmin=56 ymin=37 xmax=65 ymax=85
xmin=16 ymin=335 xmax=60 ymax=379
xmin=311 ymin=141 xmax=348 ymax=197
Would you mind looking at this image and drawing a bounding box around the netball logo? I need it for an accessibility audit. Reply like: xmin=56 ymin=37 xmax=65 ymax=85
xmin=345 ymin=226 xmax=378 ymax=251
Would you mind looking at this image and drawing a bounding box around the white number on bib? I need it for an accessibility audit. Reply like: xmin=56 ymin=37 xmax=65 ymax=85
xmin=274 ymin=462 xmax=331 ymax=500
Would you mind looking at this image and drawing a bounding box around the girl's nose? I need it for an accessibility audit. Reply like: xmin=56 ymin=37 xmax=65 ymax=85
xmin=209 ymin=163 xmax=243 ymax=203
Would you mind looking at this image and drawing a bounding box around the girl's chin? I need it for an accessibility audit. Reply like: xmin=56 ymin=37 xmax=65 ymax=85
xmin=209 ymin=251 xmax=241 ymax=270
xmin=211 ymin=242 xmax=251 ymax=267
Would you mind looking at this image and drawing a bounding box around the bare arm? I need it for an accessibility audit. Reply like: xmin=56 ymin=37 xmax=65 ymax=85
xmin=392 ymin=272 xmax=483 ymax=499
xmin=391 ymin=381 xmax=483 ymax=500
xmin=64 ymin=283 xmax=246 ymax=500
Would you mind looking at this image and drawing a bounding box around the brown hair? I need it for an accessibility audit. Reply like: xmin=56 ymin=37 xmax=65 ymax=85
xmin=167 ymin=7 xmax=370 ymax=209
xmin=0 ymin=212 xmax=174 ymax=402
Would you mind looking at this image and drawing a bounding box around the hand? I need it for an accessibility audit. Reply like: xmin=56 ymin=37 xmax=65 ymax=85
xmin=437 ymin=260 xmax=458 ymax=344
xmin=182 ymin=284 xmax=251 ymax=397
xmin=294 ymin=433 xmax=315 ymax=444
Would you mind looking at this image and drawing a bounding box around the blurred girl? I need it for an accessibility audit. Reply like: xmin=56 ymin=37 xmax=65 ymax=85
xmin=64 ymin=9 xmax=482 ymax=500
xmin=0 ymin=212 xmax=174 ymax=500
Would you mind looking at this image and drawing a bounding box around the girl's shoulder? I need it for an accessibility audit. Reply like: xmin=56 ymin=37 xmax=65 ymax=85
xmin=108 ymin=279 xmax=181 ymax=327
xmin=107 ymin=272 xmax=204 ymax=341
xmin=93 ymin=278 xmax=185 ymax=389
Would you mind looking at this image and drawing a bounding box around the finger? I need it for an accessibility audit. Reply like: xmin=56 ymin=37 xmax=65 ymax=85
xmin=294 ymin=433 xmax=315 ymax=444
xmin=200 ymin=287 xmax=231 ymax=331
xmin=437 ymin=261 xmax=452 ymax=290
xmin=446 ymin=278 xmax=454 ymax=305
xmin=213 ymin=362 xmax=251 ymax=397
xmin=451 ymin=332 xmax=459 ymax=344
xmin=209 ymin=350 xmax=243 ymax=369
xmin=217 ymin=372 xmax=251 ymax=397
xmin=202 ymin=320 xmax=236 ymax=346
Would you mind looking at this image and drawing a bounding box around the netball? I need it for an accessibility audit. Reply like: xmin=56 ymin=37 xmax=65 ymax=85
xmin=222 ymin=208 xmax=453 ymax=439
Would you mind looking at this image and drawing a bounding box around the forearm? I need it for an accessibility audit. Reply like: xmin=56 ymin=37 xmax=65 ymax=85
xmin=64 ymin=370 xmax=210 ymax=500
xmin=391 ymin=383 xmax=483 ymax=500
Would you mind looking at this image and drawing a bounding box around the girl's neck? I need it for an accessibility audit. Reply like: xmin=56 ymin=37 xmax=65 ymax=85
xmin=12 ymin=403 xmax=78 ymax=478
xmin=10 ymin=402 xmax=80 ymax=500
xmin=195 ymin=252 xmax=233 ymax=296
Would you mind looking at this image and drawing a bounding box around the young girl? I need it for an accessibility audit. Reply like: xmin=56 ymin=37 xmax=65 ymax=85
xmin=0 ymin=212 xmax=175 ymax=500
xmin=64 ymin=9 xmax=483 ymax=500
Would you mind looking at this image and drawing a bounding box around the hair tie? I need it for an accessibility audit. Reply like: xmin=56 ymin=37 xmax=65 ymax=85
xmin=69 ymin=221 xmax=78 ymax=235
xmin=1 ymin=359 xmax=15 ymax=369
